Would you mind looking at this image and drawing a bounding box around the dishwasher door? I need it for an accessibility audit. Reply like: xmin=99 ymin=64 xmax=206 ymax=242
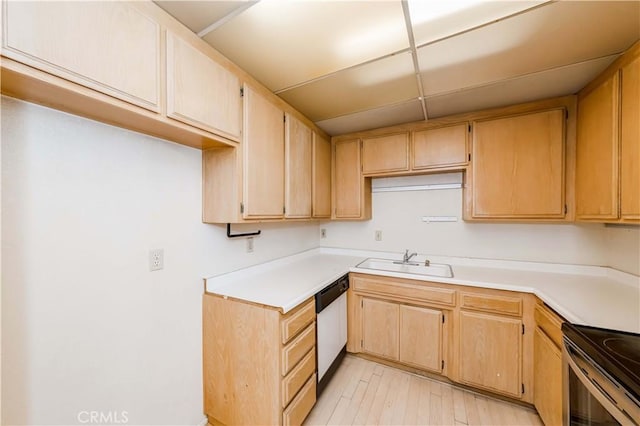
xmin=316 ymin=291 xmax=347 ymax=381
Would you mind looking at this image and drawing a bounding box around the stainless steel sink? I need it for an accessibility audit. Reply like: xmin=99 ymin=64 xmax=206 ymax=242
xmin=356 ymin=258 xmax=453 ymax=278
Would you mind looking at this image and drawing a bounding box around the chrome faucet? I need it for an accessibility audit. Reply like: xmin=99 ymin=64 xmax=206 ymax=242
xmin=403 ymin=249 xmax=417 ymax=264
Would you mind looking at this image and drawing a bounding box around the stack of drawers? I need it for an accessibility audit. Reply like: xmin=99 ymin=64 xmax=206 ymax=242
xmin=280 ymin=298 xmax=317 ymax=425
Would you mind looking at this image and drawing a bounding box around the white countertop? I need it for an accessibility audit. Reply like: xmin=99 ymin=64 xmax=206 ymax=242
xmin=205 ymin=248 xmax=640 ymax=333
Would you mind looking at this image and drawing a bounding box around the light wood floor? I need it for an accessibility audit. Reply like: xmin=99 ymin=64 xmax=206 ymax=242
xmin=305 ymin=355 xmax=543 ymax=426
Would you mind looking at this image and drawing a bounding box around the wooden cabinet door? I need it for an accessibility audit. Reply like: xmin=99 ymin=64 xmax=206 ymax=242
xmin=620 ymin=57 xmax=640 ymax=221
xmin=471 ymin=109 xmax=565 ymax=219
xmin=534 ymin=328 xmax=562 ymax=426
xmin=312 ymin=132 xmax=332 ymax=218
xmin=2 ymin=2 xmax=160 ymax=112
xmin=412 ymin=123 xmax=468 ymax=170
xmin=362 ymin=298 xmax=399 ymax=360
xmin=334 ymin=139 xmax=363 ymax=218
xmin=576 ymin=73 xmax=620 ymax=220
xmin=459 ymin=311 xmax=522 ymax=398
xmin=166 ymin=32 xmax=241 ymax=141
xmin=399 ymin=305 xmax=443 ymax=373
xmin=285 ymin=113 xmax=312 ymax=218
xmin=362 ymin=133 xmax=409 ymax=174
xmin=243 ymin=85 xmax=284 ymax=218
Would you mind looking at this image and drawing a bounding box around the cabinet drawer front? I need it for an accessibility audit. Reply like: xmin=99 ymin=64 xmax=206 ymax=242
xmin=460 ymin=292 xmax=522 ymax=316
xmin=282 ymin=373 xmax=316 ymax=426
xmin=282 ymin=322 xmax=315 ymax=376
xmin=534 ymin=304 xmax=563 ymax=348
xmin=281 ymin=298 xmax=315 ymax=344
xmin=281 ymin=349 xmax=315 ymax=408
xmin=353 ymin=277 xmax=456 ymax=306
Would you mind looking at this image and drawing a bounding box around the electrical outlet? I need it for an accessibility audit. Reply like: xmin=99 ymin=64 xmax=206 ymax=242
xmin=320 ymin=228 xmax=327 ymax=238
xmin=247 ymin=237 xmax=254 ymax=253
xmin=375 ymin=230 xmax=382 ymax=241
xmin=149 ymin=249 xmax=164 ymax=271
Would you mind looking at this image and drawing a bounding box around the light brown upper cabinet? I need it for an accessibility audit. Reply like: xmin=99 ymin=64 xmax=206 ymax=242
xmin=243 ymin=85 xmax=285 ymax=219
xmin=576 ymin=42 xmax=639 ymax=223
xmin=469 ymin=109 xmax=566 ymax=219
xmin=361 ymin=132 xmax=409 ymax=175
xmin=576 ymin=73 xmax=620 ymax=220
xmin=166 ymin=32 xmax=241 ymax=142
xmin=285 ymin=113 xmax=312 ymax=218
xmin=620 ymin=55 xmax=639 ymax=221
xmin=333 ymin=139 xmax=371 ymax=220
xmin=312 ymin=133 xmax=332 ymax=218
xmin=2 ymin=1 xmax=161 ymax=112
xmin=412 ymin=123 xmax=469 ymax=170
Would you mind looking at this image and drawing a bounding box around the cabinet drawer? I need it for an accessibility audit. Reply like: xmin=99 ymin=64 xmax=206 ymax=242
xmin=281 ymin=348 xmax=315 ymax=408
xmin=282 ymin=322 xmax=315 ymax=376
xmin=353 ymin=276 xmax=455 ymax=307
xmin=534 ymin=303 xmax=564 ymax=348
xmin=281 ymin=298 xmax=315 ymax=344
xmin=283 ymin=373 xmax=316 ymax=426
xmin=460 ymin=292 xmax=522 ymax=316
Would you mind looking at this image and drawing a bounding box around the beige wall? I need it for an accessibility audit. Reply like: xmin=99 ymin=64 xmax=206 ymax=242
xmin=0 ymin=96 xmax=319 ymax=426
xmin=320 ymin=175 xmax=634 ymax=269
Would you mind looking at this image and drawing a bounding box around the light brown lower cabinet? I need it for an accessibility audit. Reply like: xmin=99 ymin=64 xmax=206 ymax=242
xmin=534 ymin=303 xmax=564 ymax=426
xmin=348 ymin=273 xmax=534 ymax=404
xmin=203 ymin=295 xmax=316 ymax=425
xmin=458 ymin=310 xmax=523 ymax=398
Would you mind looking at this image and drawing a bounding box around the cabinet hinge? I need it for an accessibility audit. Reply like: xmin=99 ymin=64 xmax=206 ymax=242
xmin=441 ymin=360 xmax=445 ymax=370
xmin=442 ymin=316 xmax=445 ymax=324
xmin=283 ymin=206 xmax=286 ymax=214
xmin=361 ymin=339 xmax=363 ymax=347
xmin=468 ymin=153 xmax=471 ymax=161
xmin=522 ymin=324 xmax=525 ymax=335
xmin=284 ymin=114 xmax=286 ymax=123
xmin=564 ymin=204 xmax=568 ymax=215
xmin=240 ymin=87 xmax=244 ymax=97
xmin=522 ymin=383 xmax=525 ymax=394
xmin=565 ymin=109 xmax=568 ymax=120
xmin=468 ymin=124 xmax=471 ymax=132
xmin=361 ymin=299 xmax=363 ymax=308
xmin=240 ymin=202 xmax=244 ymax=214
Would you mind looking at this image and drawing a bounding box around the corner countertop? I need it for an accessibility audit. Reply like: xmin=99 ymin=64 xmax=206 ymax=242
xmin=204 ymin=248 xmax=640 ymax=333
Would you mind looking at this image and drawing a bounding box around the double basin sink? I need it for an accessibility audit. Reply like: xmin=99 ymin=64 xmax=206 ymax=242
xmin=356 ymin=257 xmax=454 ymax=278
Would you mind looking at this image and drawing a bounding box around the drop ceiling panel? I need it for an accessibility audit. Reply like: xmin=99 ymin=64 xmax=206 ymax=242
xmin=316 ymin=100 xmax=424 ymax=136
xmin=409 ymin=0 xmax=547 ymax=46
xmin=202 ymin=0 xmax=408 ymax=91
xmin=277 ymin=52 xmax=418 ymax=122
xmin=154 ymin=1 xmax=252 ymax=34
xmin=425 ymin=54 xmax=619 ymax=118
xmin=417 ymin=1 xmax=640 ymax=97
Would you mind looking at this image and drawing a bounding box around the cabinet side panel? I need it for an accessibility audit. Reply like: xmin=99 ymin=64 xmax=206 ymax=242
xmin=203 ymin=295 xmax=280 ymax=425
xmin=202 ymin=148 xmax=240 ymax=223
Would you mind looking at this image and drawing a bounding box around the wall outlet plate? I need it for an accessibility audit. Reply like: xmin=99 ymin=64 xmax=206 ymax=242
xmin=247 ymin=237 xmax=254 ymax=253
xmin=320 ymin=228 xmax=327 ymax=238
xmin=149 ymin=249 xmax=164 ymax=271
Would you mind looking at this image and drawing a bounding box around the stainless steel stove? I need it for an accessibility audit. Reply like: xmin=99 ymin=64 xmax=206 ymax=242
xmin=562 ymin=322 xmax=640 ymax=425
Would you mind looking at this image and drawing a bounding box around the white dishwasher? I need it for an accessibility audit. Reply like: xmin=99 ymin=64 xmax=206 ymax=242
xmin=315 ymin=273 xmax=349 ymax=395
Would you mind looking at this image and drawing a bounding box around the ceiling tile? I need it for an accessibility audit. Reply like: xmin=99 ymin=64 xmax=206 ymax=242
xmin=277 ymin=52 xmax=418 ymax=122
xmin=409 ymin=0 xmax=547 ymax=46
xmin=315 ymin=100 xmax=424 ymax=136
xmin=154 ymin=1 xmax=252 ymax=34
xmin=417 ymin=1 xmax=640 ymax=97
xmin=425 ymin=55 xmax=619 ymax=118
xmin=202 ymin=0 xmax=409 ymax=91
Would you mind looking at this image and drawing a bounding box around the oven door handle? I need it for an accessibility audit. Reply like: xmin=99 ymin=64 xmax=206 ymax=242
xmin=564 ymin=341 xmax=635 ymax=425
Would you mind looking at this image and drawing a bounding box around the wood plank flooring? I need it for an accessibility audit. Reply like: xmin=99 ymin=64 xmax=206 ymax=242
xmin=305 ymin=355 xmax=543 ymax=426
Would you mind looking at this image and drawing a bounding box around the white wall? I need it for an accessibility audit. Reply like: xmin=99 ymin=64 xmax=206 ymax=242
xmin=320 ymin=176 xmax=612 ymax=266
xmin=0 ymin=96 xmax=319 ymax=426
xmin=606 ymin=226 xmax=640 ymax=275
